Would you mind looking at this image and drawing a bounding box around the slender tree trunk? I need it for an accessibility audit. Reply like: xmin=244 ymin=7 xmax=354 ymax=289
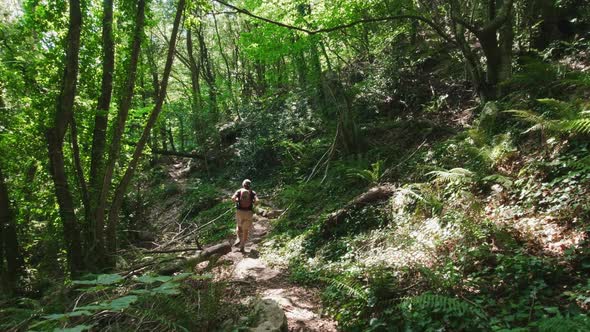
xmin=46 ymin=0 xmax=84 ymax=276
xmin=179 ymin=115 xmax=185 ymax=151
xmin=167 ymin=123 xmax=176 ymax=152
xmin=212 ymin=11 xmax=240 ymax=119
xmin=254 ymin=59 xmax=266 ymax=96
xmin=186 ymin=27 xmax=203 ymax=113
xmin=160 ymin=124 xmax=168 ymax=150
xmin=106 ymin=0 xmax=186 ymax=260
xmin=95 ymin=0 xmax=146 ymax=268
xmin=87 ymin=0 xmax=115 ymax=264
xmin=69 ymin=114 xmax=89 ymax=216
xmin=147 ymin=36 xmax=160 ymax=100
xmin=0 ymin=166 xmax=21 ymax=296
xmin=294 ymin=35 xmax=307 ymax=90
xmin=196 ymin=25 xmax=218 ymax=119
xmin=309 ymin=37 xmax=324 ymax=108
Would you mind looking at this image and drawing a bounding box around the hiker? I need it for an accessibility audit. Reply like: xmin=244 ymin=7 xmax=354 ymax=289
xmin=232 ymin=179 xmax=258 ymax=252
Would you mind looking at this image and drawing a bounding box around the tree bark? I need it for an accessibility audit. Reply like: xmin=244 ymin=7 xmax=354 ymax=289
xmin=69 ymin=114 xmax=90 ymax=217
xmin=46 ymin=0 xmax=84 ymax=276
xmin=158 ymin=242 xmax=231 ymax=275
xmin=196 ymin=25 xmax=219 ymax=119
xmin=87 ymin=0 xmax=115 ymax=264
xmin=212 ymin=11 xmax=240 ymax=119
xmin=450 ymin=0 xmax=514 ymax=100
xmin=186 ymin=27 xmax=203 ymax=114
xmin=106 ymin=0 xmax=186 ymax=261
xmin=95 ymin=0 xmax=147 ymax=268
xmin=0 ymin=166 xmax=21 ymax=295
xmin=322 ymin=185 xmax=396 ymax=237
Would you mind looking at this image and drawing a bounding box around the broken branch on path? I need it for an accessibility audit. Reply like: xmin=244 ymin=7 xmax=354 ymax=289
xmin=146 ymin=247 xmax=201 ymax=254
xmin=158 ymin=241 xmax=232 ymax=275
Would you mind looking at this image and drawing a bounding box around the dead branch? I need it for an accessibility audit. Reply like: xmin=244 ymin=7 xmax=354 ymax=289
xmin=323 ymin=184 xmax=396 ymax=236
xmin=158 ymin=241 xmax=232 ymax=275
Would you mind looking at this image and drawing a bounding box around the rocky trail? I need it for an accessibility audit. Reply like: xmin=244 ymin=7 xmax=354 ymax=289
xmin=204 ymin=213 xmax=337 ymax=331
xmin=151 ymin=158 xmax=338 ymax=331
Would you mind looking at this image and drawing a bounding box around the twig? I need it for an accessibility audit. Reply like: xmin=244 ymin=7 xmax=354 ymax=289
xmin=146 ymin=247 xmax=200 ymax=254
xmin=158 ymin=208 xmax=232 ymax=249
xmin=381 ymin=139 xmax=428 ymax=178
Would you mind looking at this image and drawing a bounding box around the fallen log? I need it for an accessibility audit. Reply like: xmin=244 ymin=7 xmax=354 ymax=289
xmin=146 ymin=247 xmax=201 ymax=254
xmin=158 ymin=241 xmax=232 ymax=275
xmin=323 ymin=184 xmax=396 ymax=235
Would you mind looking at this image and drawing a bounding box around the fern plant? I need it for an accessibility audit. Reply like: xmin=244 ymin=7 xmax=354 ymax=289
xmin=427 ymin=167 xmax=475 ymax=186
xmin=506 ymin=99 xmax=590 ymax=136
xmin=537 ymin=314 xmax=590 ymax=332
xmin=399 ymin=293 xmax=489 ymax=330
xmin=322 ymin=276 xmax=369 ymax=302
xmin=347 ymin=160 xmax=385 ymax=186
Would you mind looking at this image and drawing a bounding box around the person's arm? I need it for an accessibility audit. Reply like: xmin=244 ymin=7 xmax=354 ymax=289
xmin=232 ymin=190 xmax=240 ymax=202
xmin=253 ymin=191 xmax=259 ymax=204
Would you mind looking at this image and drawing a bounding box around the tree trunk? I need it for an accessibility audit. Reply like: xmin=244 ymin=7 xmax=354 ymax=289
xmin=95 ymin=0 xmax=147 ymax=268
xmin=179 ymin=115 xmax=185 ymax=151
xmin=186 ymin=27 xmax=203 ymax=115
xmin=167 ymin=124 xmax=176 ymax=152
xmin=451 ymin=0 xmax=514 ymax=101
xmin=46 ymin=0 xmax=84 ymax=276
xmin=87 ymin=0 xmax=115 ymax=264
xmin=212 ymin=11 xmax=239 ymax=119
xmin=106 ymin=0 xmax=186 ymax=261
xmin=196 ymin=25 xmax=219 ymax=120
xmin=160 ymin=124 xmax=168 ymax=150
xmin=0 ymin=166 xmax=21 ymax=296
xmin=69 ymin=114 xmax=89 ymax=217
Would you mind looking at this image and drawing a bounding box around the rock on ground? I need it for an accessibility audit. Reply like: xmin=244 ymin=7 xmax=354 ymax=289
xmin=250 ymin=299 xmax=288 ymax=332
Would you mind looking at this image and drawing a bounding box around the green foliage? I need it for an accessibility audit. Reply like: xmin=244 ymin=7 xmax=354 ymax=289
xmin=192 ymin=201 xmax=235 ymax=244
xmin=427 ymin=167 xmax=474 ymax=185
xmin=506 ymin=99 xmax=590 ymax=136
xmin=537 ymin=315 xmax=590 ymax=332
xmin=184 ymin=181 xmax=222 ymax=213
xmin=323 ymin=276 xmax=368 ymax=302
xmin=7 ymin=272 xmax=238 ymax=331
xmin=346 ymin=160 xmax=385 ymax=186
xmin=399 ymin=293 xmax=489 ymax=330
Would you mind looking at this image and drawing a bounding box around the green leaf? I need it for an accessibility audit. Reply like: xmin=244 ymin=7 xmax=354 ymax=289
xmin=42 ymin=311 xmax=93 ymax=321
xmin=151 ymin=282 xmax=181 ymax=295
xmin=106 ymin=295 xmax=138 ymax=311
xmin=135 ymin=274 xmax=173 ymax=284
xmin=72 ymin=274 xmax=123 ymax=286
xmin=53 ymin=324 xmax=95 ymax=332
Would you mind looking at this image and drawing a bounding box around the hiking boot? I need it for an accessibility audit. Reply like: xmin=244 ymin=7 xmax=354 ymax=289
xmin=240 ymin=246 xmax=245 ymax=253
xmin=234 ymin=239 xmax=241 ymax=247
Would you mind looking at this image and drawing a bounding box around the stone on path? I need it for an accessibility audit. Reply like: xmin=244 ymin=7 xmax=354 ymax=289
xmin=233 ymin=257 xmax=280 ymax=281
xmin=249 ymin=299 xmax=288 ymax=332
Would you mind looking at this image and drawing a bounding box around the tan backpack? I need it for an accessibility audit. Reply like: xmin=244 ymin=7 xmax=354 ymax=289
xmin=238 ymin=189 xmax=253 ymax=210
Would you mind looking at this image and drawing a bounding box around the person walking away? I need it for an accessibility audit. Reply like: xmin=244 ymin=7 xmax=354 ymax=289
xmin=232 ymin=179 xmax=258 ymax=253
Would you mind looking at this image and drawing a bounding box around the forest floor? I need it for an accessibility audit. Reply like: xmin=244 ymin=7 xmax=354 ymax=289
xmin=207 ymin=215 xmax=338 ymax=331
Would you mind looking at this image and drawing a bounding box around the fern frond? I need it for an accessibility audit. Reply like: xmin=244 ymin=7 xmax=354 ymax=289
xmin=505 ymin=109 xmax=547 ymax=124
xmin=538 ymin=315 xmax=590 ymax=332
xmin=565 ymin=118 xmax=590 ymax=134
xmin=322 ymin=277 xmax=368 ymax=302
xmin=400 ymin=294 xmax=487 ymax=321
xmin=567 ymin=155 xmax=590 ymax=170
xmin=427 ymin=168 xmax=474 ymax=185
